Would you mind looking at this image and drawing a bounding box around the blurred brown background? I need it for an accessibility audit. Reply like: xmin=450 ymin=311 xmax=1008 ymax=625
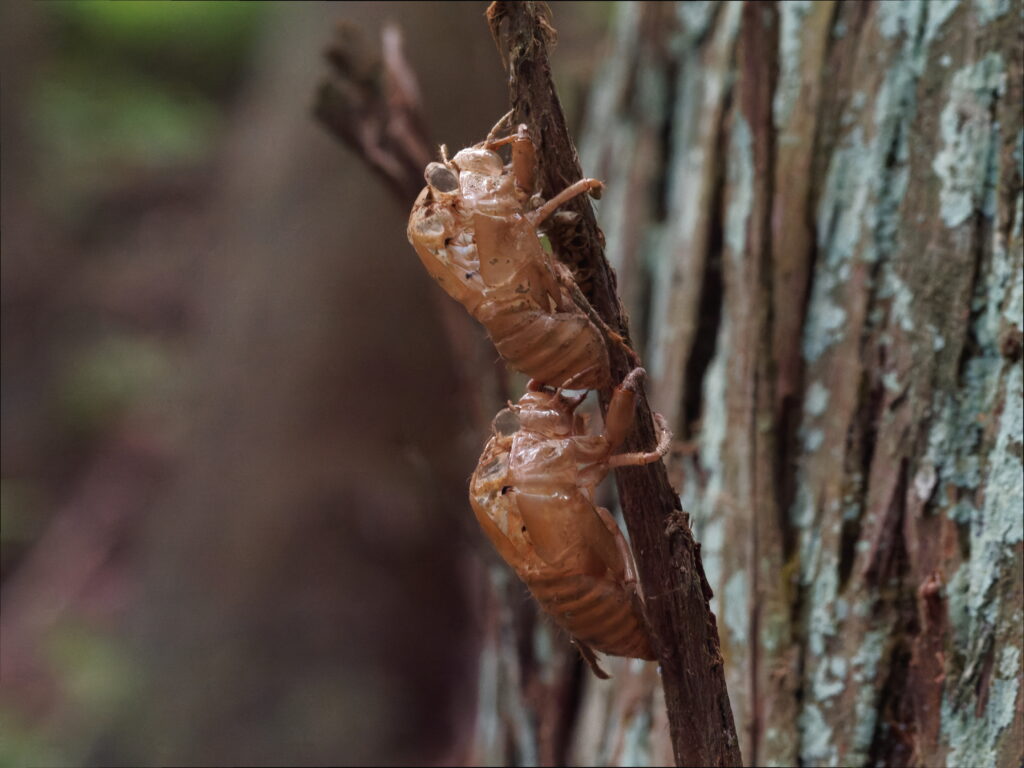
xmin=0 ymin=2 xmax=611 ymax=764
xmin=5 ymin=2 xmax=1022 ymax=767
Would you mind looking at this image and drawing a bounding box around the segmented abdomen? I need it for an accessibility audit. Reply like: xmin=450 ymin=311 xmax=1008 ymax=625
xmin=477 ymin=302 xmax=610 ymax=390
xmin=526 ymin=569 xmax=654 ymax=660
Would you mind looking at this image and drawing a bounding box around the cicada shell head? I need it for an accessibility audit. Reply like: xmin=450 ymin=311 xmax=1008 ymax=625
xmin=407 ymin=160 xmax=462 ymax=250
xmin=407 ymin=163 xmax=485 ymax=308
xmin=407 ymin=186 xmax=452 ymax=252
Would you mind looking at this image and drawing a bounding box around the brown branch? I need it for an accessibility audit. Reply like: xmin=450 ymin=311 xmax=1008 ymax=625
xmin=486 ymin=3 xmax=742 ymax=766
xmin=312 ymin=19 xmax=510 ymax=436
xmin=313 ymin=21 xmax=432 ymax=203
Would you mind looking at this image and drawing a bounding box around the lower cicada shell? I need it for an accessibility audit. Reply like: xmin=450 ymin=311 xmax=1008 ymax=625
xmin=469 ymin=368 xmax=670 ymax=676
xmin=407 ymin=114 xmax=617 ymax=390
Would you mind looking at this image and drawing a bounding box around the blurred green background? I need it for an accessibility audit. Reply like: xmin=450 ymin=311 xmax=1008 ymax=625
xmin=4 ymin=5 xmax=269 ymax=764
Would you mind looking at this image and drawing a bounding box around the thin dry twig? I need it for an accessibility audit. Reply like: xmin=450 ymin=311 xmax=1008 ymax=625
xmin=314 ymin=21 xmax=432 ymax=202
xmin=313 ymin=20 xmax=511 ymax=436
xmin=486 ymin=3 xmax=742 ymax=766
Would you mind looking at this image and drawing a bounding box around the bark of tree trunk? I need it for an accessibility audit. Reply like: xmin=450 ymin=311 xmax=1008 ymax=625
xmin=311 ymin=2 xmax=1021 ymax=765
xmin=571 ymin=1 xmax=1023 ymax=766
xmin=485 ymin=4 xmax=742 ymax=766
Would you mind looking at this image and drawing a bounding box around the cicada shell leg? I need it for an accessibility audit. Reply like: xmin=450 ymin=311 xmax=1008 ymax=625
xmin=573 ymin=639 xmax=611 ymax=680
xmin=558 ymin=364 xmax=607 ymax=393
xmin=608 ymin=412 xmax=673 ymax=469
xmin=486 ymin=122 xmax=536 ymax=196
xmin=483 ymin=109 xmax=515 ymax=145
xmin=603 ymin=369 xmax=643 ymax=451
xmin=509 ymin=125 xmax=536 ymax=196
xmin=528 ymin=178 xmax=604 ymax=226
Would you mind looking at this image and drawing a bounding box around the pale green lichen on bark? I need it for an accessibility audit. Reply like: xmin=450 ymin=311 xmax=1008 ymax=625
xmin=972 ymin=0 xmax=1012 ymax=24
xmin=799 ymin=372 xmax=830 ymax=451
xmin=804 ymin=381 xmax=830 ymax=417
xmin=722 ymin=570 xmax=749 ymax=648
xmin=673 ymin=0 xmax=717 ymax=46
xmin=804 ymin=553 xmax=840 ymax=658
xmin=724 ymin=113 xmax=753 ymax=267
xmin=933 ymin=53 xmax=1006 ymax=228
xmin=798 ymin=702 xmax=838 ymax=767
xmin=940 ymin=355 xmax=1023 ymax=638
xmin=942 ymin=635 xmax=1021 ymax=768
xmin=803 ymin=125 xmax=863 ymax=362
xmin=759 ymin=574 xmax=789 ymax=654
xmin=716 ymin=92 xmax=763 ymax=753
xmin=773 ymin=0 xmax=814 ymax=131
xmin=792 ymin=3 xmax=973 ymax=763
xmin=800 ymin=0 xmax=921 ymax=677
xmin=811 ymin=654 xmax=847 ymax=702
xmin=474 ymin=566 xmax=544 ymax=767
xmin=647 ymin=0 xmax=739 ymax=385
xmin=802 ymin=24 xmax=922 ymax=362
xmin=929 ymin=189 xmax=1023 ymax=600
xmin=570 ymin=0 xmax=1020 ymax=763
xmin=619 ymin=705 xmax=654 ymax=767
xmin=929 ymin=69 xmax=1024 ymax=758
xmin=846 ymin=629 xmax=889 ymax=764
xmin=580 ymin=3 xmax=660 ymax=280
xmin=876 ymin=0 xmax=958 ymax=46
xmin=681 ymin=317 xmax=731 ymax=598
xmin=801 ymin=427 xmax=825 ymax=454
xmin=473 ymin=583 xmax=502 ymax=764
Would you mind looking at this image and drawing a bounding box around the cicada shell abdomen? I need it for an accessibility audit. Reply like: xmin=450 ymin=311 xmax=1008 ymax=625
xmin=526 ymin=568 xmax=654 ymax=660
xmin=478 ymin=300 xmax=610 ymax=391
xmin=407 ymin=218 xmax=611 ymax=390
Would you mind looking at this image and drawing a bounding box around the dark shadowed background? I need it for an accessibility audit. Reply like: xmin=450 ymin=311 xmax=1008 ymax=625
xmin=5 ymin=2 xmax=1022 ymax=766
xmin=0 ymin=2 xmax=612 ymax=764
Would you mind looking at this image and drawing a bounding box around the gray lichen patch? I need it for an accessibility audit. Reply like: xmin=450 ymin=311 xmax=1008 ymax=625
xmin=724 ymin=114 xmax=753 ymax=266
xmin=773 ymin=0 xmax=814 ymax=130
xmin=932 ymin=53 xmax=1006 ymax=228
xmin=942 ymin=638 xmax=1021 ymax=768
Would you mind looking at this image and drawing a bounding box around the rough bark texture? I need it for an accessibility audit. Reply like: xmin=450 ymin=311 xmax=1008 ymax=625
xmin=312 ymin=1 xmax=1022 ymax=765
xmin=575 ymin=1 xmax=1023 ymax=766
xmin=488 ymin=3 xmax=742 ymax=766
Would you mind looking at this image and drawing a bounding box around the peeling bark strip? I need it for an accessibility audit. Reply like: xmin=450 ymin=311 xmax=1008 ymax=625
xmin=486 ymin=3 xmax=742 ymax=766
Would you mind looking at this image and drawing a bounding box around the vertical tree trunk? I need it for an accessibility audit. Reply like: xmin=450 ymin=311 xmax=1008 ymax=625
xmin=574 ymin=1 xmax=1022 ymax=765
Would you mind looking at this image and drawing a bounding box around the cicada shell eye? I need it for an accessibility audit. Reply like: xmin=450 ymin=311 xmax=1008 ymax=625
xmin=425 ymin=162 xmax=460 ymax=197
xmin=493 ymin=407 xmax=520 ymax=437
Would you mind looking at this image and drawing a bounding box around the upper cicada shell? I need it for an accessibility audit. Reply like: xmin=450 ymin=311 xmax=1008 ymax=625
xmin=407 ymin=116 xmax=611 ymax=390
